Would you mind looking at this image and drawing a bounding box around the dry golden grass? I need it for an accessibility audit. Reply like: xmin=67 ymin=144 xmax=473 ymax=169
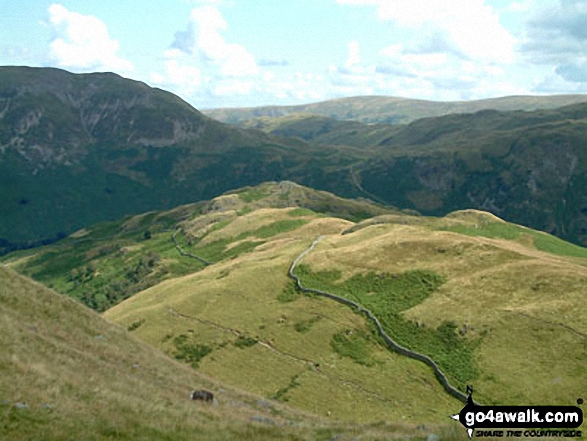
xmin=105 ymin=216 xmax=466 ymax=425
xmin=104 ymin=206 xmax=587 ymax=433
xmin=6 ymin=194 xmax=584 ymax=439
xmin=301 ymin=220 xmax=587 ymax=410
xmin=2 ymin=265 xmax=463 ymax=440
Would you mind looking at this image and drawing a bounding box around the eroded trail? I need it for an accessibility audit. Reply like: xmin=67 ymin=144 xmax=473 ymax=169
xmin=288 ymin=235 xmax=475 ymax=405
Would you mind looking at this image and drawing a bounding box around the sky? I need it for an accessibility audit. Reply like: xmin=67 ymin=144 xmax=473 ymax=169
xmin=2 ymin=0 xmax=587 ymax=109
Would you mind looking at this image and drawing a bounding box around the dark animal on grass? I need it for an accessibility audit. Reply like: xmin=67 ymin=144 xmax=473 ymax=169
xmin=190 ymin=389 xmax=214 ymax=402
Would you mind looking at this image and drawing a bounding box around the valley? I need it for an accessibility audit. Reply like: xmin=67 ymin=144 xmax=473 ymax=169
xmin=0 ymin=261 xmax=444 ymax=440
xmin=2 ymin=66 xmax=587 ymax=439
xmin=4 ymin=66 xmax=587 ymax=253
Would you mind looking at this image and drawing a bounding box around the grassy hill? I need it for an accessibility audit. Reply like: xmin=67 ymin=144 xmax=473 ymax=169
xmin=0 ymin=182 xmax=397 ymax=311
xmin=5 ymin=183 xmax=583 ymax=434
xmin=0 ymin=264 xmax=452 ymax=440
xmin=203 ymin=94 xmax=587 ymax=126
xmin=98 ymin=203 xmax=586 ymax=415
xmin=0 ymin=266 xmax=322 ymax=440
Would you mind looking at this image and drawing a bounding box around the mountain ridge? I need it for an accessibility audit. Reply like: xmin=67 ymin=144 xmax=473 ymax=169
xmin=0 ymin=66 xmax=360 ymax=253
xmin=203 ymin=94 xmax=587 ymax=125
xmin=4 ymin=65 xmax=587 ymax=256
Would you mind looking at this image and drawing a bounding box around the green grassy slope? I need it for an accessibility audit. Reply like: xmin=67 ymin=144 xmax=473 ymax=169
xmin=1 ymin=266 xmax=364 ymax=441
xmin=5 ymin=183 xmax=585 ymax=436
xmin=104 ymin=213 xmax=466 ymax=425
xmin=1 ymin=182 xmax=397 ymax=311
xmin=297 ymin=210 xmax=587 ymax=407
xmin=0 ymin=244 xmax=465 ymax=440
xmin=98 ymin=200 xmax=587 ymax=428
xmin=203 ymin=94 xmax=587 ymax=125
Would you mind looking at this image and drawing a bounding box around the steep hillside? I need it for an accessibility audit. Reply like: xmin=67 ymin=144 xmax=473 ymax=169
xmin=1 ymin=265 xmax=451 ymax=440
xmin=0 ymin=67 xmax=360 ymax=253
xmin=356 ymin=104 xmax=587 ymax=247
xmin=99 ymin=200 xmax=587 ymax=426
xmin=231 ymin=106 xmax=587 ymax=247
xmin=4 ymin=66 xmax=587 ymax=253
xmin=4 ymin=182 xmax=585 ymax=434
xmin=203 ymin=94 xmax=587 ymax=125
xmin=240 ymin=113 xmax=397 ymax=147
xmin=1 ymin=182 xmax=397 ymax=311
xmin=0 ymin=266 xmax=335 ymax=440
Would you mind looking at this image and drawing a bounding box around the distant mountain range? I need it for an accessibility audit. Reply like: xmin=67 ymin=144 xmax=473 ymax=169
xmin=4 ymin=68 xmax=587 ymax=439
xmin=208 ymin=103 xmax=587 ymax=247
xmin=0 ymin=66 xmax=358 ymax=253
xmin=2 ymin=66 xmax=587 ymax=252
xmin=203 ymin=94 xmax=587 ymax=125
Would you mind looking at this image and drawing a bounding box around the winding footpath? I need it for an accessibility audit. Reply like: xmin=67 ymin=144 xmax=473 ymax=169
xmin=288 ymin=235 xmax=477 ymax=405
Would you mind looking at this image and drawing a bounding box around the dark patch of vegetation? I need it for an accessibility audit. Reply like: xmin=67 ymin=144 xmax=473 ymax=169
xmin=209 ymin=219 xmax=233 ymax=233
xmin=253 ymin=220 xmax=308 ymax=239
xmin=277 ymin=282 xmax=300 ymax=303
xmin=443 ymin=222 xmax=524 ymax=241
xmin=331 ymin=330 xmax=377 ymax=366
xmin=237 ymin=188 xmax=270 ymax=203
xmin=172 ymin=334 xmax=213 ymax=368
xmin=189 ymin=238 xmax=263 ymax=263
xmin=3 ymin=202 xmax=311 ymax=312
xmin=225 ymin=241 xmax=264 ymax=258
xmin=532 ymin=232 xmax=587 ymax=258
xmin=185 ymin=219 xmax=308 ymax=263
xmin=444 ymin=222 xmax=587 ymax=258
xmin=287 ymin=208 xmax=315 ymax=217
xmin=6 ymin=217 xmax=209 ymax=311
xmin=127 ymin=318 xmax=145 ymax=332
xmin=295 ymin=265 xmax=478 ymax=389
xmin=236 ymin=206 xmax=253 ymax=216
xmin=233 ymin=335 xmax=258 ymax=349
xmin=293 ymin=316 xmax=321 ymax=333
xmin=273 ymin=374 xmax=301 ymax=402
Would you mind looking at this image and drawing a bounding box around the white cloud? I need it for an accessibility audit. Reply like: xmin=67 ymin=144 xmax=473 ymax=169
xmin=345 ymin=40 xmax=361 ymax=68
xmin=148 ymin=4 xmax=261 ymax=105
xmin=338 ymin=0 xmax=516 ymax=64
xmin=47 ymin=3 xmax=133 ymax=72
xmin=149 ymin=49 xmax=203 ymax=96
xmin=326 ymin=0 xmax=530 ymax=101
xmin=524 ymin=1 xmax=587 ymax=63
xmin=174 ymin=5 xmax=258 ymax=77
xmin=520 ymin=0 xmax=587 ymax=89
xmin=214 ymin=79 xmax=254 ymax=96
xmin=507 ymin=0 xmax=534 ymax=12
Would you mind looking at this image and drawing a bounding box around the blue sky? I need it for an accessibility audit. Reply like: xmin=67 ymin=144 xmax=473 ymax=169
xmin=2 ymin=0 xmax=587 ymax=109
